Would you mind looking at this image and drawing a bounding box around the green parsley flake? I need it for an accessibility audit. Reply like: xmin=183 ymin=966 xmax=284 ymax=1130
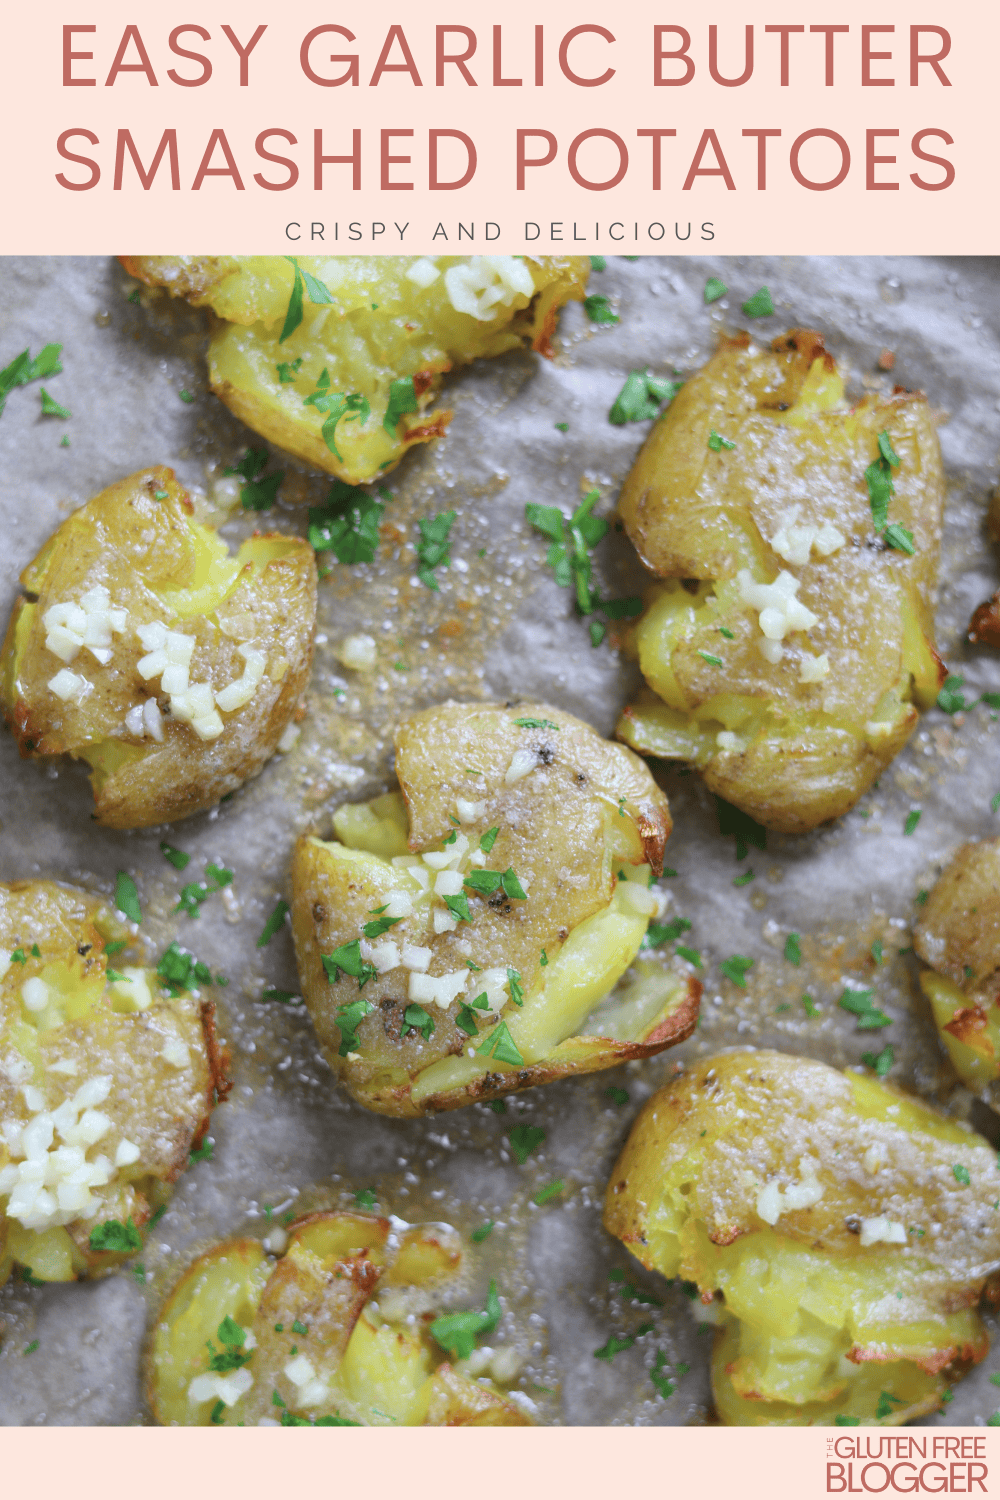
xmin=189 ymin=1139 xmax=214 ymax=1165
xmin=871 ymin=939 xmax=884 ymax=966
xmin=714 ymin=795 xmax=767 ymax=860
xmin=179 ymin=389 xmax=195 ymax=404
xmin=40 ymin=388 xmax=70 ymax=419
xmin=401 ymin=1002 xmax=435 ymax=1041
xmin=156 ymin=942 xmax=213 ymax=997
xmin=309 ymin=479 xmax=384 ymax=565
xmin=717 ymin=625 xmax=735 ymax=639
xmin=651 ymin=1349 xmax=675 ymax=1397
xmin=675 ymin=945 xmax=702 ymax=967
xmin=89 ymin=1217 xmax=143 ymax=1254
xmin=784 ymin=932 xmax=801 ymax=966
xmin=430 ymin=1281 xmax=501 ymax=1360
xmin=584 ymin=294 xmax=620 ymax=325
xmin=600 ymin=597 xmax=643 ymax=620
xmin=0 ymin=344 xmax=63 ymax=419
xmin=741 ymin=287 xmax=774 ymax=318
xmin=555 ymin=421 xmax=569 ymax=432
xmin=609 ymin=370 xmax=683 ymax=425
xmin=323 ymin=940 xmax=377 ymax=987
xmin=953 ymin=1164 xmax=971 ymax=1186
xmin=733 ymin=870 xmax=755 ymax=887
xmin=277 ymin=357 xmax=303 ymax=384
xmin=384 ymin=375 xmax=418 ymax=436
xmin=835 ymin=1414 xmax=861 ymax=1426
xmin=698 ymin=650 xmax=723 ymax=666
xmin=589 ymin=622 xmax=606 ymax=647
xmin=513 ymin=717 xmax=560 ymax=731
xmin=904 ymin=809 xmax=921 ymax=836
xmin=589 ymin=255 xmax=607 ymax=272
xmin=103 ymin=940 xmax=126 ymax=956
xmin=802 ymin=994 xmax=820 ymax=1018
xmin=258 ymin=900 xmax=290 ymax=948
xmin=533 ymin=1180 xmax=564 ymax=1206
xmin=159 ymin=841 xmax=190 ymax=871
xmin=479 ymin=827 xmax=499 ymax=854
xmin=704 ymin=277 xmax=727 ymax=304
xmin=508 ymin=1124 xmax=546 ymax=1164
xmin=719 ymin=955 xmax=754 ymax=988
xmin=605 ymin=1086 xmax=629 ymax=1107
xmin=707 ymin=430 xmax=736 ymax=452
xmin=644 ymin=916 xmax=691 ymax=949
xmin=839 ymin=986 xmax=891 ymax=1031
xmin=331 ymin=997 xmax=376 ymax=1054
xmin=862 ymin=1044 xmax=894 ymax=1078
xmin=149 ymin=1205 xmax=167 ymax=1231
xmin=114 ymin=871 xmax=142 ymax=924
xmin=416 ymin=510 xmax=457 ymax=590
xmin=937 ymin=675 xmax=968 ymax=714
xmin=594 ymin=1334 xmax=635 ymax=1363
xmin=471 ymin=1221 xmax=495 ymax=1243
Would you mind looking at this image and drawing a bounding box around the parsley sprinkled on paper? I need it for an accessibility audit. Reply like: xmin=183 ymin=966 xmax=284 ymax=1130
xmin=651 ymin=1349 xmax=674 ymax=1397
xmin=0 ymin=344 xmax=63 ymax=418
xmin=733 ymin=869 xmax=755 ymax=887
xmin=605 ymin=1086 xmax=629 ymax=1107
xmin=784 ymin=933 xmax=801 ymax=966
xmin=159 ymin=841 xmax=190 ymax=871
xmin=258 ymin=900 xmax=290 ymax=948
xmin=262 ymin=988 xmax=300 ymax=1005
xmin=904 ymin=809 xmax=921 ymax=836
xmin=839 ymin=986 xmax=891 ymax=1031
xmin=741 ymin=286 xmax=774 ymax=318
xmin=508 ymin=1124 xmax=546 ymax=1164
xmin=862 ymin=1044 xmax=894 ymax=1078
xmin=175 ymin=864 xmax=233 ymax=918
xmin=416 ymin=510 xmax=457 ymax=589
xmin=719 ymin=955 xmax=754 ymax=988
xmin=471 ymin=1221 xmax=495 ymax=1243
xmin=609 ymin=370 xmax=683 ymax=425
xmin=533 ymin=1180 xmax=564 ymax=1206
xmin=802 ymin=994 xmax=820 ymax=1018
xmin=309 ymin=479 xmax=384 ymax=566
xmin=157 ymin=942 xmax=213 ymax=996
xmin=40 ymin=388 xmax=71 ymax=418
xmin=189 ymin=1139 xmax=214 ymax=1165
xmin=594 ymin=1334 xmax=635 ymax=1363
xmin=555 ymin=421 xmax=569 ymax=432
xmin=179 ymin=389 xmax=195 ymax=404
xmin=89 ymin=1217 xmax=143 ymax=1254
xmin=114 ymin=871 xmax=142 ymax=924
xmin=675 ymin=944 xmax=702 ymax=967
xmin=937 ymin=674 xmax=969 ymax=714
xmin=589 ymin=255 xmax=607 ymax=272
xmin=714 ymin=796 xmax=766 ymax=861
xmin=430 ymin=1281 xmax=501 ymax=1360
xmin=225 ymin=448 xmax=285 ymax=511
xmin=704 ymin=277 xmax=727 ymax=304
xmin=584 ymin=294 xmax=620 ymax=325
xmin=644 ymin=916 xmax=691 ymax=949
xmin=23 ymin=1340 xmax=40 ymax=1356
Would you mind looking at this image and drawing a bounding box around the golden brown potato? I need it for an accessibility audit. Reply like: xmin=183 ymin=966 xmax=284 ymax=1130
xmin=604 ymin=1051 xmax=1000 ymax=1426
xmin=0 ymin=467 xmax=316 ymax=827
xmin=914 ymin=839 xmax=1000 ymax=1092
xmin=0 ymin=880 xmax=222 ymax=1285
xmin=148 ymin=1210 xmax=530 ymax=1426
xmin=290 ymin=701 xmax=698 ymax=1117
xmin=121 ymin=255 xmax=589 ymax=486
xmin=616 ymin=330 xmax=945 ymax=833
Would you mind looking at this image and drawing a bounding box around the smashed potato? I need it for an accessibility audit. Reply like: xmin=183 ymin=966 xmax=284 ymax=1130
xmin=0 ymin=467 xmax=316 ymax=828
xmin=914 ymin=839 xmax=1000 ymax=1092
xmin=604 ymin=1051 xmax=1000 ymax=1426
xmin=149 ymin=1210 xmax=530 ymax=1426
xmin=121 ymin=255 xmax=589 ymax=485
xmin=0 ymin=880 xmax=221 ymax=1285
xmin=290 ymin=702 xmax=698 ymax=1116
xmin=616 ymin=330 xmax=945 ymax=833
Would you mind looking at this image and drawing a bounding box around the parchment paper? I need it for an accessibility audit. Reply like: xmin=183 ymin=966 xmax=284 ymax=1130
xmin=1 ymin=254 xmax=999 ymax=1427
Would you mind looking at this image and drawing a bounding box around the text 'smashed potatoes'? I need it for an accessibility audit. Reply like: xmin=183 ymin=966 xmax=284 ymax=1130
xmin=121 ymin=256 xmax=590 ymax=485
xmin=616 ymin=330 xmax=945 ymax=833
xmin=291 ymin=701 xmax=699 ymax=1116
xmin=604 ymin=1051 xmax=1000 ymax=1426
xmin=0 ymin=467 xmax=316 ymax=827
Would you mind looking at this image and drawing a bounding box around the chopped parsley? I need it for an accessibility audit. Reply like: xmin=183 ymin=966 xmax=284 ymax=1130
xmin=89 ymin=1217 xmax=143 ymax=1254
xmin=280 ymin=257 xmax=333 ymax=343
xmin=526 ymin=488 xmax=610 ymax=621
xmin=651 ymin=1349 xmax=674 ymax=1397
xmin=704 ymin=277 xmax=727 ymax=304
xmin=953 ymin=1164 xmax=971 ymax=1186
xmin=589 ymin=255 xmax=607 ymax=272
xmin=430 ymin=1280 xmax=501 ymax=1360
xmin=555 ymin=421 xmax=569 ymax=432
xmin=104 ymin=940 xmax=126 ymax=956
xmin=733 ymin=870 xmax=755 ymax=887
xmin=23 ymin=1340 xmax=40 ymax=1355
xmin=707 ymin=430 xmax=736 ymax=452
xmin=698 ymin=650 xmax=723 ymax=666
xmin=584 ymin=294 xmax=620 ymax=325
xmin=802 ymin=994 xmax=820 ymax=1018
xmin=784 ymin=933 xmax=801 ymax=966
xmin=323 ymin=941 xmax=378 ymax=988
xmin=179 ymin=389 xmax=195 ymax=404
xmin=719 ymin=955 xmax=754 ymax=988
xmin=224 ymin=447 xmax=285 ymax=511
xmin=472 ymin=1221 xmax=495 ymax=1243
xmin=862 ymin=1044 xmax=894 ymax=1078
xmin=904 ymin=809 xmax=921 ymax=836
xmin=605 ymin=1086 xmax=629 ymax=1107
xmin=175 ymin=864 xmax=233 ymax=918
xmin=865 ymin=430 xmax=914 ymax=552
xmin=40 ymin=388 xmax=70 ymax=418
xmin=258 ymin=900 xmax=290 ymax=947
xmin=533 ymin=1179 xmax=564 ymax=1205
xmin=594 ymin=1334 xmax=636 ymax=1363
xmin=277 ymin=357 xmax=303 ymax=384
xmin=10 ymin=948 xmax=26 ymax=964
xmin=149 ymin=1205 xmax=167 ymax=1231
xmin=30 ymin=944 xmax=40 ymax=958
xmin=416 ymin=510 xmax=457 ymax=590
xmin=0 ymin=344 xmax=63 ymax=418
xmin=309 ymin=479 xmax=384 ymax=566
xmin=401 ymin=1002 xmax=435 ymax=1041
xmin=383 ymin=375 xmax=418 ymax=436
xmin=540 ymin=949 xmax=548 ymax=966
xmin=507 ymin=968 xmax=525 ymax=1006
xmin=333 ymin=997 xmax=376 ymax=1056
xmin=714 ymin=796 xmax=767 ymax=860
xmin=443 ymin=892 xmax=473 ymax=924
xmin=644 ymin=916 xmax=691 ymax=949
xmin=675 ymin=945 xmax=702 ymax=967
xmin=741 ymin=286 xmax=774 ymax=318
xmin=455 ymin=1004 xmax=480 ymax=1036
xmin=600 ymin=596 xmax=643 ymax=620
xmin=937 ymin=674 xmax=969 ymax=714
xmin=303 ymin=371 xmax=370 ymax=460
xmin=189 ymin=1139 xmax=214 ymax=1165
xmin=513 ymin=716 xmax=560 ymax=730
xmin=508 ymin=1124 xmax=546 ymax=1164
xmin=475 ymin=1022 xmax=523 ymax=1066
xmin=159 ymin=841 xmax=190 ymax=871
xmin=21 ymin=1267 xmax=45 ymax=1287
xmin=609 ymin=370 xmax=683 ymax=425
xmin=835 ymin=1414 xmax=861 ymax=1427
xmin=114 ymin=871 xmax=142 ymax=924
xmin=157 ymin=942 xmax=213 ymax=996
xmin=363 ymin=911 xmax=403 ymax=939
xmin=839 ymin=986 xmax=891 ymax=1030
xmin=589 ymin=622 xmax=606 ymax=647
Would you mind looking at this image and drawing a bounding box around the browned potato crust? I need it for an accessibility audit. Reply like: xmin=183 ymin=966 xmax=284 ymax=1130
xmin=0 ymin=880 xmax=218 ymax=1284
xmin=0 ymin=467 xmax=316 ymax=827
xmin=291 ymin=701 xmax=698 ymax=1116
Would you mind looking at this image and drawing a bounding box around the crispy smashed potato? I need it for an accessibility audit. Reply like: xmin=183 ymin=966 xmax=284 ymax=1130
xmin=291 ymin=702 xmax=698 ymax=1117
xmin=616 ymin=330 xmax=945 ymax=833
xmin=149 ymin=1210 xmax=530 ymax=1426
xmin=915 ymin=839 xmax=1000 ymax=1092
xmin=0 ymin=467 xmax=316 ymax=828
xmin=0 ymin=880 xmax=219 ymax=1286
xmin=120 ymin=255 xmax=589 ymax=485
xmin=604 ymin=1051 xmax=1000 ymax=1426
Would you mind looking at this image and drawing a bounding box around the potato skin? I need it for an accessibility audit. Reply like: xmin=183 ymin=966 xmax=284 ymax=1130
xmin=121 ymin=255 xmax=589 ymax=485
xmin=291 ymin=701 xmax=698 ymax=1117
xmin=0 ymin=467 xmax=316 ymax=827
xmin=148 ymin=1211 xmax=530 ymax=1427
xmin=616 ymin=330 xmax=946 ymax=833
xmin=915 ymin=839 xmax=1000 ymax=1091
xmin=0 ymin=880 xmax=218 ymax=1284
xmin=604 ymin=1051 xmax=1000 ymax=1424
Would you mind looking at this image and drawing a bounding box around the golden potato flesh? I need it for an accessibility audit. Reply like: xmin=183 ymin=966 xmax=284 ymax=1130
xmin=914 ymin=839 xmax=1000 ymax=1093
xmin=148 ymin=1210 xmax=529 ymax=1427
xmin=290 ymin=702 xmax=698 ymax=1117
xmin=615 ymin=330 xmax=945 ymax=833
xmin=121 ymin=255 xmax=589 ymax=486
xmin=0 ymin=881 xmax=219 ymax=1286
xmin=604 ymin=1051 xmax=1000 ymax=1426
xmin=0 ymin=467 xmax=316 ymax=828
